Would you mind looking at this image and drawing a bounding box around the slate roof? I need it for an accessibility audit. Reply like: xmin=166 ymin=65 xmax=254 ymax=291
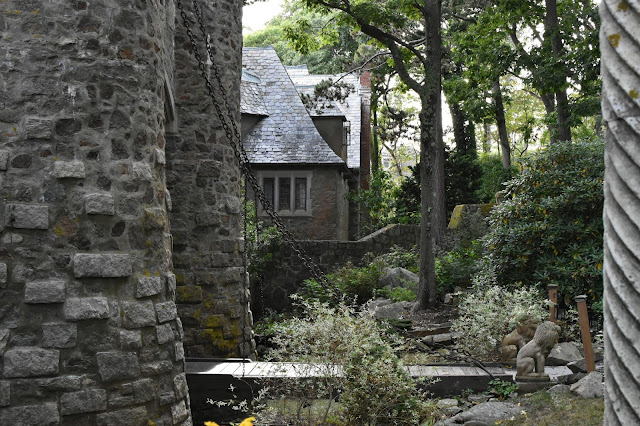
xmin=241 ymin=47 xmax=345 ymax=165
xmin=286 ymin=65 xmax=363 ymax=169
xmin=240 ymin=70 xmax=268 ymax=116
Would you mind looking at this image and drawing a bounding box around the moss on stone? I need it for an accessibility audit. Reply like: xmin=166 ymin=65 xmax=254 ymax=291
xmin=176 ymin=285 xmax=203 ymax=303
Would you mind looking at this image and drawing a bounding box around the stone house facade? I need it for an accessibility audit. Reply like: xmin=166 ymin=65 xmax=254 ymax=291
xmin=241 ymin=47 xmax=352 ymax=241
xmin=0 ymin=0 xmax=250 ymax=424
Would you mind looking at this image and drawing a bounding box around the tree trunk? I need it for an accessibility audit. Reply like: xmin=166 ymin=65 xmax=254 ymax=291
xmin=371 ymin=104 xmax=380 ymax=175
xmin=492 ymin=79 xmax=511 ymax=169
xmin=415 ymin=0 xmax=444 ymax=310
xmin=540 ymin=93 xmax=557 ymax=144
xmin=482 ymin=122 xmax=491 ymax=153
xmin=450 ymin=102 xmax=477 ymax=158
xmin=544 ymin=0 xmax=571 ymax=142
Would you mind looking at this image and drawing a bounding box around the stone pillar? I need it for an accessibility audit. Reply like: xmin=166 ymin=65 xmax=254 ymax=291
xmin=600 ymin=0 xmax=640 ymax=423
xmin=168 ymin=0 xmax=254 ymax=358
xmin=0 ymin=1 xmax=191 ymax=424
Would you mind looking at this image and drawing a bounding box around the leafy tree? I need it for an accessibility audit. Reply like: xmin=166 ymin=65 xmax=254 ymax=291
xmin=482 ymin=139 xmax=604 ymax=303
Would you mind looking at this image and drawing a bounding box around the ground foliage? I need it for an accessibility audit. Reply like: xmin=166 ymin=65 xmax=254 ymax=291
xmin=481 ymin=139 xmax=604 ymax=304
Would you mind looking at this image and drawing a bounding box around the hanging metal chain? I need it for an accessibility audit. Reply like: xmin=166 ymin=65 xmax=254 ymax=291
xmin=176 ymin=0 xmax=334 ymax=291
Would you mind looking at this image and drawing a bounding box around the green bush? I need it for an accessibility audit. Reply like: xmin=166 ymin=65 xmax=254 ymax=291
xmin=261 ymin=300 xmax=435 ymax=425
xmin=302 ymin=262 xmax=383 ymax=305
xmin=475 ymin=154 xmax=517 ymax=203
xmin=452 ymin=284 xmax=548 ymax=360
xmin=435 ymin=240 xmax=482 ymax=295
xmin=481 ymin=140 xmax=604 ymax=303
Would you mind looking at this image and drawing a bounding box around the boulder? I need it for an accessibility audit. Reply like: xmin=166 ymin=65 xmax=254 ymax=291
xmin=570 ymin=371 xmax=604 ymax=398
xmin=367 ymin=298 xmax=393 ymax=310
xmin=547 ymin=342 xmax=582 ymax=366
xmin=371 ymin=301 xmax=413 ymax=320
xmin=378 ymin=267 xmax=418 ymax=289
xmin=437 ymin=398 xmax=462 ymax=416
xmin=556 ymin=372 xmax=586 ymax=385
xmin=437 ymin=402 xmax=523 ymax=425
xmin=548 ymin=384 xmax=571 ymax=394
xmin=567 ymin=358 xmax=588 ymax=374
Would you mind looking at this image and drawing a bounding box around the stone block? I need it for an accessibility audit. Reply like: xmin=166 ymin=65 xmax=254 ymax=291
xmin=133 ymin=162 xmax=153 ymax=180
xmin=156 ymin=324 xmax=174 ymax=345
xmin=121 ymin=300 xmax=156 ymax=328
xmin=96 ymin=407 xmax=147 ymax=426
xmin=73 ymin=253 xmax=132 ymax=278
xmin=42 ymin=323 xmax=77 ymax=348
xmin=85 ymin=193 xmax=115 ymax=215
xmin=120 ymin=329 xmax=142 ymax=349
xmin=24 ymin=280 xmax=66 ymax=304
xmin=64 ymin=297 xmax=110 ymax=320
xmin=171 ymin=400 xmax=189 ymax=424
xmin=60 ymin=388 xmax=107 ymax=415
xmin=155 ymin=148 xmax=166 ymax=165
xmin=133 ymin=378 xmax=156 ymax=404
xmin=143 ymin=207 xmax=167 ymax=230
xmin=25 ymin=117 xmax=53 ymax=139
xmin=5 ymin=204 xmax=49 ymax=229
xmin=174 ymin=342 xmax=185 ymax=361
xmin=158 ymin=390 xmax=176 ymax=406
xmin=36 ymin=375 xmax=89 ymax=391
xmin=176 ymin=285 xmax=202 ymax=303
xmin=137 ymin=276 xmax=163 ymax=298
xmin=0 ymin=381 xmax=9 ymax=406
xmin=156 ymin=301 xmax=178 ymax=323
xmin=1 ymin=233 xmax=23 ymax=244
xmin=167 ymin=273 xmax=176 ymax=293
xmin=0 ymin=403 xmax=59 ymax=425
xmin=96 ymin=352 xmax=140 ymax=382
xmin=4 ymin=347 xmax=59 ymax=378
xmin=0 ymin=263 xmax=6 ymax=288
xmin=173 ymin=373 xmax=188 ymax=399
xmin=54 ymin=160 xmax=86 ymax=178
xmin=140 ymin=360 xmax=172 ymax=376
xmin=0 ymin=150 xmax=8 ymax=171
xmin=0 ymin=329 xmax=9 ymax=353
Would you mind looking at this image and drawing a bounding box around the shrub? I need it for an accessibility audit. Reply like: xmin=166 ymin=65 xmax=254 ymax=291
xmin=261 ymin=300 xmax=435 ymax=425
xmin=302 ymin=262 xmax=383 ymax=305
xmin=481 ymin=139 xmax=604 ymax=304
xmin=435 ymin=240 xmax=482 ymax=295
xmin=452 ymin=283 xmax=547 ymax=360
xmin=475 ymin=154 xmax=517 ymax=203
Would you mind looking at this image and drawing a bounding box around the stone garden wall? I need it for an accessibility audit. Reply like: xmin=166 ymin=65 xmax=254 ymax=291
xmin=253 ymin=224 xmax=419 ymax=314
xmin=0 ymin=0 xmax=249 ymax=424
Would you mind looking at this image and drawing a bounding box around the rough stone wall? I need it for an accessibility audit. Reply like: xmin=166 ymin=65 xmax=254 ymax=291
xmin=168 ymin=0 xmax=254 ymax=359
xmin=0 ymin=1 xmax=193 ymax=424
xmin=253 ymin=224 xmax=420 ymax=313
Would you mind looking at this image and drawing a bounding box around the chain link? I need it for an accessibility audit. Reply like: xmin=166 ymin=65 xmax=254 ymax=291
xmin=176 ymin=0 xmax=335 ymax=291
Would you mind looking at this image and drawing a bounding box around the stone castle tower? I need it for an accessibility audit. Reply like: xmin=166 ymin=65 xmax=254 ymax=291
xmin=0 ymin=0 xmax=250 ymax=424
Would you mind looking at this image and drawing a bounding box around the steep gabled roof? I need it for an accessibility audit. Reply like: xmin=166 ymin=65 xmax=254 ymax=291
xmin=240 ymin=70 xmax=268 ymax=117
xmin=241 ymin=47 xmax=345 ymax=165
xmin=286 ymin=66 xmax=363 ymax=169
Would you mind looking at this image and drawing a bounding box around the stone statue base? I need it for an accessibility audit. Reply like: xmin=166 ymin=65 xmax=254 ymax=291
xmin=515 ymin=374 xmax=550 ymax=382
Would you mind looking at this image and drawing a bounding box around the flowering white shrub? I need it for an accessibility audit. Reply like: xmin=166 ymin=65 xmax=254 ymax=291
xmin=452 ymin=284 xmax=547 ymax=360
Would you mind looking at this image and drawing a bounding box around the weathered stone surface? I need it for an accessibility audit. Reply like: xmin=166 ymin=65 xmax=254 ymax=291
xmin=570 ymin=371 xmax=604 ymax=398
xmin=96 ymin=352 xmax=140 ymax=382
xmin=141 ymin=361 xmax=172 ymax=376
xmin=54 ymin=160 xmax=86 ymax=178
xmin=133 ymin=162 xmax=153 ymax=180
xmin=96 ymin=407 xmax=148 ymax=426
xmin=157 ymin=323 xmax=174 ymax=345
xmin=174 ymin=373 xmax=188 ymax=399
xmin=24 ymin=280 xmax=66 ymax=304
xmin=167 ymin=273 xmax=176 ymax=294
xmin=120 ymin=329 xmax=143 ymax=349
xmin=438 ymin=402 xmax=523 ymax=426
xmin=171 ymin=400 xmax=189 ymax=424
xmin=0 ymin=150 xmax=9 ymax=171
xmin=548 ymin=384 xmax=571 ymax=394
xmin=36 ymin=375 xmax=92 ymax=391
xmin=73 ymin=253 xmax=132 ymax=277
xmin=4 ymin=347 xmax=59 ymax=377
xmin=0 ymin=381 xmax=9 ymax=407
xmin=0 ymin=329 xmax=8 ymax=354
xmin=155 ymin=148 xmax=166 ymax=165
xmin=5 ymin=204 xmax=49 ymax=229
xmin=567 ymin=358 xmax=589 ymax=374
xmin=379 ymin=267 xmax=419 ymax=289
xmin=25 ymin=117 xmax=53 ymax=139
xmin=137 ymin=276 xmax=163 ymax=298
xmin=0 ymin=263 xmax=7 ymax=287
xmin=437 ymin=398 xmax=462 ymax=416
xmin=174 ymin=342 xmax=185 ymax=361
xmin=60 ymin=388 xmax=108 ymax=415
xmin=85 ymin=193 xmax=115 ymax=215
xmin=371 ymin=301 xmax=413 ymax=320
xmin=42 ymin=323 xmax=77 ymax=348
xmin=133 ymin=378 xmax=156 ymax=403
xmin=121 ymin=300 xmax=156 ymax=328
xmin=0 ymin=402 xmax=59 ymax=426
xmin=156 ymin=301 xmax=178 ymax=323
xmin=547 ymin=342 xmax=583 ymax=366
xmin=64 ymin=297 xmax=110 ymax=320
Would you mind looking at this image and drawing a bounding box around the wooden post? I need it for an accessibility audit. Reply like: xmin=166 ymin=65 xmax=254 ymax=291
xmin=575 ymin=295 xmax=596 ymax=373
xmin=547 ymin=284 xmax=558 ymax=322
